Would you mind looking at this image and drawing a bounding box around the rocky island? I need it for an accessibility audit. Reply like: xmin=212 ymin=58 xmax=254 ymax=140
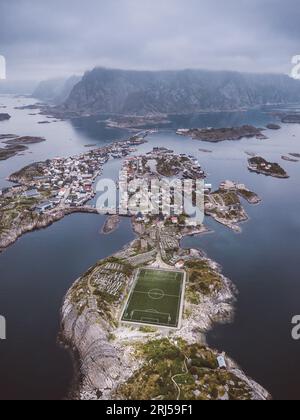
xmin=60 ymin=150 xmax=269 ymax=401
xmin=205 ymin=180 xmax=261 ymax=232
xmin=0 ymin=133 xmax=149 ymax=252
xmin=282 ymin=155 xmax=299 ymax=163
xmin=0 ymin=132 xmax=270 ymax=400
xmin=266 ymin=124 xmax=281 ymax=130
xmin=0 ymin=113 xmax=11 ymax=122
xmin=248 ymin=157 xmax=289 ymax=178
xmin=177 ymin=125 xmax=267 ymax=142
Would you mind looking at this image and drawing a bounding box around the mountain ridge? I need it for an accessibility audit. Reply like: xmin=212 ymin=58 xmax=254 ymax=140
xmin=33 ymin=75 xmax=82 ymax=104
xmin=61 ymin=67 xmax=300 ymax=116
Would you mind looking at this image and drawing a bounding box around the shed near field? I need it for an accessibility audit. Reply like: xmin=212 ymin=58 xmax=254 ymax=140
xmin=217 ymin=355 xmax=227 ymax=370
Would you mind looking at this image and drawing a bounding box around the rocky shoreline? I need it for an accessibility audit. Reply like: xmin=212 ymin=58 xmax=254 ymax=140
xmin=59 ymin=153 xmax=270 ymax=400
xmin=0 ymin=205 xmax=99 ymax=253
xmin=205 ymin=181 xmax=261 ymax=232
xmin=0 ymin=133 xmax=150 ymax=254
xmin=0 ymin=129 xmax=271 ymax=399
xmin=0 ymin=135 xmax=45 ymax=161
xmin=0 ymin=113 xmax=11 ymax=121
xmin=281 ymin=114 xmax=300 ymax=124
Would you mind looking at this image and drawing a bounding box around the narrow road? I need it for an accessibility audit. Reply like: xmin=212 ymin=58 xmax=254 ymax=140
xmin=169 ymin=338 xmax=189 ymax=400
xmin=171 ymin=357 xmax=189 ymax=400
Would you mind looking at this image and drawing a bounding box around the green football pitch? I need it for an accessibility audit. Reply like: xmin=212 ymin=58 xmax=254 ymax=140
xmin=121 ymin=268 xmax=185 ymax=328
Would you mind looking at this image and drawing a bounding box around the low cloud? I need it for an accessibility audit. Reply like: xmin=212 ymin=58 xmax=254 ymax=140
xmin=0 ymin=0 xmax=299 ymax=81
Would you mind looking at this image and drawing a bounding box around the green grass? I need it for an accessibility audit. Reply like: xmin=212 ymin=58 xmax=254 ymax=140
xmin=119 ymin=339 xmax=253 ymax=400
xmin=122 ymin=268 xmax=184 ymax=328
xmin=185 ymin=259 xmax=223 ymax=298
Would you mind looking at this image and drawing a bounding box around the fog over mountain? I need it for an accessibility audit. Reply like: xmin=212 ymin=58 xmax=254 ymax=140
xmin=62 ymin=67 xmax=300 ymax=115
xmin=33 ymin=76 xmax=82 ymax=104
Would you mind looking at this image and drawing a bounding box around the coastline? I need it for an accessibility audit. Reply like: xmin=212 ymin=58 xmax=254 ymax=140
xmin=0 ymin=132 xmax=150 ymax=254
xmin=101 ymin=215 xmax=121 ymax=235
xmin=248 ymin=166 xmax=290 ymax=179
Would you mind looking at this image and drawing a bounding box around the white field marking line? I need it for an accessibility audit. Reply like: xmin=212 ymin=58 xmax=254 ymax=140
xmin=131 ymin=310 xmax=172 ymax=322
xmin=148 ymin=288 xmax=164 ymax=293
xmin=140 ymin=275 xmax=179 ymax=278
xmin=141 ymin=318 xmax=160 ymax=323
xmin=175 ymin=280 xmax=184 ymax=329
xmin=133 ymin=309 xmax=171 ymax=317
xmin=140 ymin=279 xmax=183 ymax=285
xmin=132 ymin=290 xmax=180 ymax=299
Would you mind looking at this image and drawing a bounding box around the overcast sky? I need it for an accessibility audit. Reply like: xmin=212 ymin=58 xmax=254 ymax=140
xmin=0 ymin=0 xmax=299 ymax=82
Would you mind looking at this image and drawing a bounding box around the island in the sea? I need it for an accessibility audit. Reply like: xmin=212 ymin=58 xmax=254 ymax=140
xmin=101 ymin=215 xmax=121 ymax=235
xmin=248 ymin=156 xmax=289 ymax=178
xmin=0 ymin=113 xmax=11 ymax=122
xmin=0 ymin=133 xmax=149 ymax=252
xmin=59 ymin=148 xmax=269 ymax=401
xmin=176 ymin=125 xmax=267 ymax=142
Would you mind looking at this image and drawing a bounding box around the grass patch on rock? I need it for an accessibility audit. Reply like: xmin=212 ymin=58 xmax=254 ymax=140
xmin=118 ymin=339 xmax=253 ymax=400
xmin=185 ymin=259 xmax=223 ymax=301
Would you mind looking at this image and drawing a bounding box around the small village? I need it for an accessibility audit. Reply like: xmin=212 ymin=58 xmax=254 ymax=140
xmin=0 ymin=126 xmax=269 ymax=402
xmin=87 ymin=262 xmax=130 ymax=298
xmin=1 ymin=133 xmax=150 ymax=214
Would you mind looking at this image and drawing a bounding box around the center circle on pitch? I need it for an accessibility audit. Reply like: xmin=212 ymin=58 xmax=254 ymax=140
xmin=148 ymin=289 xmax=165 ymax=300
